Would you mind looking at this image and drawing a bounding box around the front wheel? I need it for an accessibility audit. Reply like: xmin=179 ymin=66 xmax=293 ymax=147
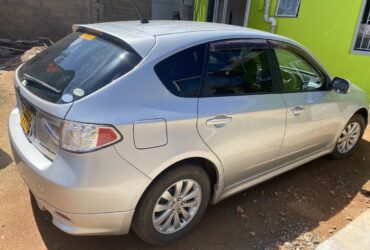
xmin=331 ymin=114 xmax=366 ymax=159
xmin=132 ymin=164 xmax=211 ymax=246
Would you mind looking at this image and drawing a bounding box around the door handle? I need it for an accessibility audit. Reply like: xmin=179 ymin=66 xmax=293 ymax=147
xmin=206 ymin=115 xmax=232 ymax=126
xmin=289 ymin=106 xmax=305 ymax=116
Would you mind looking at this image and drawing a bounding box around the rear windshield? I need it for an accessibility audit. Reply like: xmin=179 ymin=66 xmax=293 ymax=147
xmin=19 ymin=32 xmax=142 ymax=103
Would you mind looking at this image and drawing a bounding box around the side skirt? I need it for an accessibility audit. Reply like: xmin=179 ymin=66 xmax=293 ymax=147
xmin=212 ymin=149 xmax=332 ymax=204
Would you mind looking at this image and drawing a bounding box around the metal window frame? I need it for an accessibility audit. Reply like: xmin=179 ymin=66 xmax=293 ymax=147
xmin=212 ymin=0 xmax=251 ymax=26
xmin=275 ymin=0 xmax=301 ymax=18
xmin=351 ymin=0 xmax=370 ymax=55
xmin=244 ymin=0 xmax=251 ymax=26
xmin=213 ymin=0 xmax=228 ymax=23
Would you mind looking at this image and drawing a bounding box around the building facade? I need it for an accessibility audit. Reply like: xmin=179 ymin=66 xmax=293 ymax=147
xmin=0 ymin=0 xmax=194 ymax=41
xmin=194 ymin=0 xmax=370 ymax=94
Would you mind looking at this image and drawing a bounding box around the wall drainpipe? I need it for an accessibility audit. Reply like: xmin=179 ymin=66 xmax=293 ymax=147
xmin=264 ymin=0 xmax=277 ymax=33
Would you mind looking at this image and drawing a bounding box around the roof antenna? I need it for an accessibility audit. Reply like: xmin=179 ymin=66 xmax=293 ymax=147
xmin=130 ymin=0 xmax=149 ymax=24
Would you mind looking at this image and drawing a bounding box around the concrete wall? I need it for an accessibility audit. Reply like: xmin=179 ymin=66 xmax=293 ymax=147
xmin=101 ymin=0 xmax=151 ymax=22
xmin=0 ymin=0 xmax=151 ymax=41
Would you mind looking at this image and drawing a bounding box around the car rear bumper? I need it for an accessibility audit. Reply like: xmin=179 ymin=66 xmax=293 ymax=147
xmin=8 ymin=107 xmax=152 ymax=235
xmin=30 ymin=191 xmax=134 ymax=235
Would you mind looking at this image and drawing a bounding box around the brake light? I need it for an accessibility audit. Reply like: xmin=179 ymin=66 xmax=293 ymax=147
xmin=60 ymin=121 xmax=122 ymax=153
xmin=97 ymin=127 xmax=119 ymax=147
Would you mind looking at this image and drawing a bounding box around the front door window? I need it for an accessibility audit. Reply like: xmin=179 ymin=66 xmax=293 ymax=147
xmin=275 ymin=49 xmax=325 ymax=92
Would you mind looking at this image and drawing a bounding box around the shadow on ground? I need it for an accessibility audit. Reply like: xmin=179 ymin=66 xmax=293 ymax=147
xmin=31 ymin=139 xmax=370 ymax=250
xmin=0 ymin=148 xmax=13 ymax=169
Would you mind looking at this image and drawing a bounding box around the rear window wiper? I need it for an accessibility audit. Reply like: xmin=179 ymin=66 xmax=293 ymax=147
xmin=23 ymin=73 xmax=62 ymax=94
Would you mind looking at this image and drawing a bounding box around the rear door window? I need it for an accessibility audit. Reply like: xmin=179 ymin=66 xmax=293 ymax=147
xmin=154 ymin=44 xmax=206 ymax=98
xmin=202 ymin=39 xmax=274 ymax=97
xmin=19 ymin=32 xmax=142 ymax=103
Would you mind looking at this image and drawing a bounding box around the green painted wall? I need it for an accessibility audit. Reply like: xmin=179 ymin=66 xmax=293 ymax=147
xmin=194 ymin=0 xmax=208 ymax=21
xmin=195 ymin=0 xmax=370 ymax=94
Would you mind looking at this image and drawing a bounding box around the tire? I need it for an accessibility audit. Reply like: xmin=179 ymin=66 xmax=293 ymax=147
xmin=331 ymin=114 xmax=366 ymax=159
xmin=132 ymin=164 xmax=211 ymax=246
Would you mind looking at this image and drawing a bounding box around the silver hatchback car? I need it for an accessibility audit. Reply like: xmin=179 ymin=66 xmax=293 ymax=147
xmin=9 ymin=21 xmax=369 ymax=245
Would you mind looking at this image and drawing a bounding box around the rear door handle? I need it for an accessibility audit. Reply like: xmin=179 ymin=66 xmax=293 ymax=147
xmin=289 ymin=106 xmax=305 ymax=116
xmin=206 ymin=115 xmax=232 ymax=126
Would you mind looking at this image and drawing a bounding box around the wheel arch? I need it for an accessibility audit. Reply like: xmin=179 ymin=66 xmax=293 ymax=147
xmin=161 ymin=157 xmax=220 ymax=198
xmin=354 ymin=107 xmax=368 ymax=125
xmin=135 ymin=155 xmax=225 ymax=213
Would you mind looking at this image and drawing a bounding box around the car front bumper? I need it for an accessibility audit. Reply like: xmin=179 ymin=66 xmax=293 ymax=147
xmin=8 ymin=107 xmax=152 ymax=235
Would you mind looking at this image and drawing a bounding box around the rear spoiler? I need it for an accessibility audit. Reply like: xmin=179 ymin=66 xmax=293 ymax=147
xmin=72 ymin=24 xmax=155 ymax=58
xmin=72 ymin=26 xmax=140 ymax=57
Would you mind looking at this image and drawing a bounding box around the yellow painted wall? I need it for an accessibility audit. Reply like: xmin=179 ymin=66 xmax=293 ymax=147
xmin=194 ymin=0 xmax=208 ymax=21
xmin=248 ymin=0 xmax=370 ymax=94
xmin=195 ymin=0 xmax=370 ymax=94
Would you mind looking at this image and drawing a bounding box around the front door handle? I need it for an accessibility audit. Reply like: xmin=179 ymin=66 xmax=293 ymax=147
xmin=206 ymin=115 xmax=232 ymax=126
xmin=289 ymin=106 xmax=305 ymax=116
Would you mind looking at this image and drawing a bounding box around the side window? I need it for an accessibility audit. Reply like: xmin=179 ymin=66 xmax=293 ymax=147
xmin=275 ymin=0 xmax=301 ymax=17
xmin=154 ymin=44 xmax=206 ymax=98
xmin=275 ymin=49 xmax=326 ymax=92
xmin=202 ymin=41 xmax=273 ymax=97
xmin=353 ymin=0 xmax=370 ymax=53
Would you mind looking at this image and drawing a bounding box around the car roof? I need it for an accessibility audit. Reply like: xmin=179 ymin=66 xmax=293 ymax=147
xmin=73 ymin=20 xmax=297 ymax=57
xmin=76 ymin=20 xmax=267 ymax=36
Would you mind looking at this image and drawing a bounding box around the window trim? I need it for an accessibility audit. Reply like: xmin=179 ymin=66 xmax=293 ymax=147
xmin=199 ymin=38 xmax=280 ymax=98
xmin=275 ymin=0 xmax=301 ymax=18
xmin=269 ymin=40 xmax=332 ymax=94
xmin=153 ymin=43 xmax=208 ymax=98
xmin=351 ymin=0 xmax=370 ymax=56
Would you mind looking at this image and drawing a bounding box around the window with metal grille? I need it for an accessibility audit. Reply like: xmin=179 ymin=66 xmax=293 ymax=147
xmin=353 ymin=0 xmax=370 ymax=53
xmin=275 ymin=0 xmax=301 ymax=17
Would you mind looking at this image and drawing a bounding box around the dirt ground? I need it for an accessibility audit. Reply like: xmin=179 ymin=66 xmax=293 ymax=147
xmin=0 ymin=69 xmax=370 ymax=250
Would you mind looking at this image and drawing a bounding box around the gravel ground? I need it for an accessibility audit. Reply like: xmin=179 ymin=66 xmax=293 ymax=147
xmin=0 ymin=68 xmax=370 ymax=250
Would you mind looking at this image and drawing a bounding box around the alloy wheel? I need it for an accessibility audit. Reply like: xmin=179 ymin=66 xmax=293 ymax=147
xmin=152 ymin=179 xmax=202 ymax=234
xmin=337 ymin=122 xmax=361 ymax=154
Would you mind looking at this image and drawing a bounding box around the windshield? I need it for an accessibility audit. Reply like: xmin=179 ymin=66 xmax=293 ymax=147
xmin=19 ymin=32 xmax=142 ymax=103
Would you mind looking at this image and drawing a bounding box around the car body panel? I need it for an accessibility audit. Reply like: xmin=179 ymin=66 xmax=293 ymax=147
xmin=9 ymin=107 xmax=152 ymax=214
xmin=220 ymin=147 xmax=333 ymax=201
xmin=197 ymin=94 xmax=287 ymax=187
xmin=279 ymin=91 xmax=344 ymax=159
xmin=328 ymin=84 xmax=369 ymax=143
xmin=133 ymin=119 xmax=168 ymax=149
xmin=32 ymin=191 xmax=134 ymax=235
xmin=8 ymin=21 xmax=369 ymax=236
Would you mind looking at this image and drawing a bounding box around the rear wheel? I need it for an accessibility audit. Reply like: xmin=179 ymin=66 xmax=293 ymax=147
xmin=132 ymin=164 xmax=211 ymax=246
xmin=331 ymin=114 xmax=365 ymax=159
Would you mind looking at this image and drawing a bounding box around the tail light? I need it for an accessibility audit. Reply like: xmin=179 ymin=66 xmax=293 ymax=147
xmin=28 ymin=107 xmax=121 ymax=154
xmin=60 ymin=120 xmax=122 ymax=153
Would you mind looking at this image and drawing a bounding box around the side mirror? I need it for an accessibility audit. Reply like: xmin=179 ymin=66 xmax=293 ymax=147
xmin=332 ymin=77 xmax=350 ymax=94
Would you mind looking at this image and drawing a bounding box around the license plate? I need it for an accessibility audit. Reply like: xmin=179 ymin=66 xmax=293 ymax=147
xmin=20 ymin=105 xmax=33 ymax=134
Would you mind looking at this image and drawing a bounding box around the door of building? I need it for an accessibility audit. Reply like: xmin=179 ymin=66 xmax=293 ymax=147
xmin=152 ymin=0 xmax=194 ymax=20
xmin=213 ymin=0 xmax=250 ymax=26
